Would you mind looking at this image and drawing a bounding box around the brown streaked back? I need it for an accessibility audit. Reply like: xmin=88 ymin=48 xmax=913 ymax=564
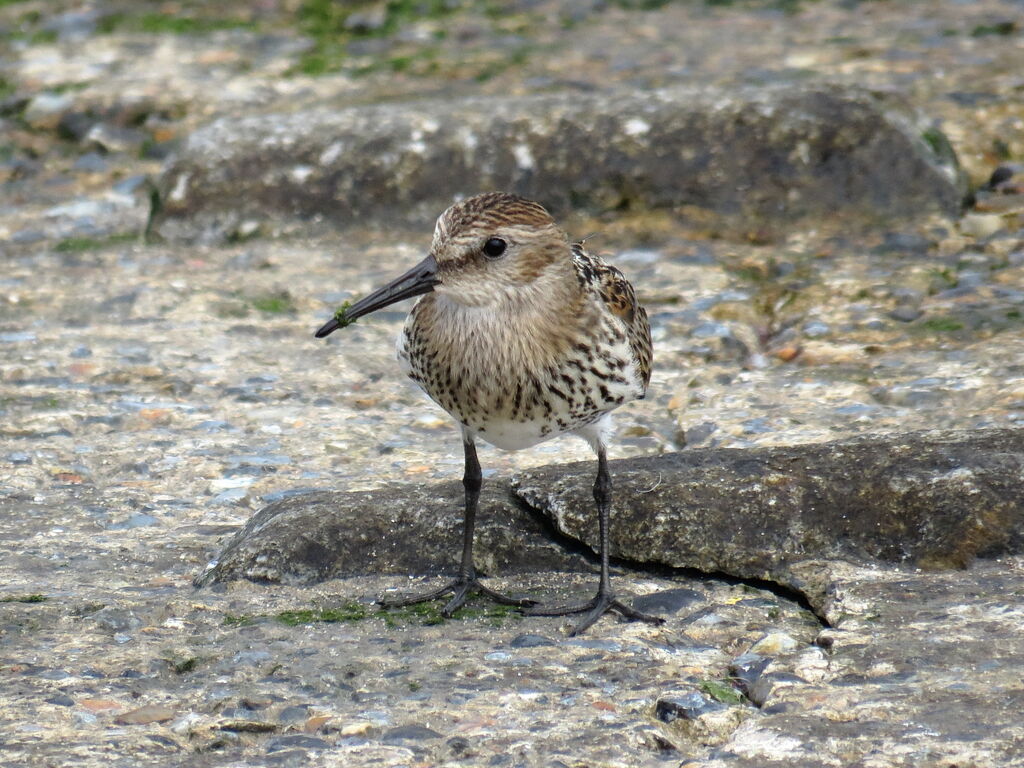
xmin=572 ymin=242 xmax=652 ymax=392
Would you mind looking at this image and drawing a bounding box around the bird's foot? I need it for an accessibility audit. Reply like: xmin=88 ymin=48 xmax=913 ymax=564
xmin=379 ymin=575 xmax=535 ymax=618
xmin=526 ymin=590 xmax=665 ymax=636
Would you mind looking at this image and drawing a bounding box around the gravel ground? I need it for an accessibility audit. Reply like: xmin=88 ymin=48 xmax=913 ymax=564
xmin=2 ymin=1 xmax=1024 ymax=766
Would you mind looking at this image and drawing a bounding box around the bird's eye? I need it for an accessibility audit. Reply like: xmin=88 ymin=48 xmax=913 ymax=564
xmin=482 ymin=237 xmax=507 ymax=258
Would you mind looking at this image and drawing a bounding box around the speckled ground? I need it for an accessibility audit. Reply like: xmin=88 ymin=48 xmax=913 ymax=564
xmin=2 ymin=1 xmax=1024 ymax=766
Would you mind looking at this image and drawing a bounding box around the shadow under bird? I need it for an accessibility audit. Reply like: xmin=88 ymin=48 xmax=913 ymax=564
xmin=315 ymin=192 xmax=662 ymax=635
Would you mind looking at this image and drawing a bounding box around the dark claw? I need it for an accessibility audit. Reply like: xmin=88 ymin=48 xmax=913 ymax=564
xmin=379 ymin=576 xmax=535 ymax=618
xmin=526 ymin=591 xmax=664 ymax=636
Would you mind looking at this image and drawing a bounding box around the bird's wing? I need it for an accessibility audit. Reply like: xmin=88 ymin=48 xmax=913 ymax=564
xmin=572 ymin=244 xmax=653 ymax=392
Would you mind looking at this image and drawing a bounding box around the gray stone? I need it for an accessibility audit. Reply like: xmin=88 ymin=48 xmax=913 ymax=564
xmin=381 ymin=724 xmax=443 ymax=744
xmin=195 ymin=484 xmax=589 ymax=586
xmin=153 ymin=84 xmax=964 ymax=243
xmin=631 ymin=587 xmax=703 ymax=615
xmin=267 ymin=734 xmax=330 ymax=752
xmin=656 ymin=691 xmax=726 ymax=722
xmin=512 ymin=428 xmax=1024 ymax=607
xmin=23 ymin=92 xmax=75 ymax=131
xmin=198 ymin=429 xmax=1024 ymax=612
xmin=728 ymin=653 xmax=769 ymax=697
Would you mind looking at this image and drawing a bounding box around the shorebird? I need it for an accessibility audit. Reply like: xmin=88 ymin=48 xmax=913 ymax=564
xmin=315 ymin=192 xmax=662 ymax=635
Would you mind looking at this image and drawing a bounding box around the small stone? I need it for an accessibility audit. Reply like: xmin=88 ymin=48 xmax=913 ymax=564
xmin=220 ymin=718 xmax=278 ymax=733
xmin=748 ymin=631 xmax=800 ymax=655
xmin=889 ymin=306 xmax=923 ymax=322
xmin=73 ymin=153 xmax=108 ymax=174
xmin=11 ymin=229 xmax=45 ymax=244
xmin=683 ymin=422 xmax=718 ymax=446
xmin=91 ymin=606 xmax=142 ymax=632
xmin=24 ymin=93 xmax=74 ymax=131
xmin=277 ymin=705 xmax=311 ymax=725
xmin=105 ymin=513 xmax=159 ymax=530
xmin=728 ymin=653 xmax=770 ymax=695
xmin=340 ymin=721 xmax=374 ymax=737
xmin=115 ymin=704 xmax=176 ymax=725
xmin=169 ymin=712 xmax=205 ymax=735
xmin=46 ymin=694 xmax=75 ymax=707
xmin=265 ymin=750 xmax=309 ymax=768
xmin=748 ymin=671 xmax=806 ymax=708
xmin=655 ymin=691 xmax=724 ymax=723
xmin=85 ymin=123 xmax=146 ymax=154
xmin=873 ymin=231 xmax=932 ymax=254
xmin=960 ymin=212 xmax=1007 ymax=239
xmin=802 ymin=321 xmax=830 ymax=338
xmin=381 ymin=724 xmax=443 ymax=744
xmin=267 ymin=734 xmax=330 ymax=752
xmin=8 ymin=452 xmax=31 ymax=464
xmin=304 ymin=715 xmax=332 ymax=733
xmin=509 ymin=633 xmax=556 ymax=648
xmin=80 ymin=699 xmax=121 ymax=713
xmin=57 ymin=112 xmax=97 ymax=142
xmin=776 ymin=346 xmax=801 ymax=362
xmin=631 ymin=587 xmax=703 ymax=615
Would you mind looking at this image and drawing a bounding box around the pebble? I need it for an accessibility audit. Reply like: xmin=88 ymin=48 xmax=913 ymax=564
xmin=115 ymin=704 xmax=176 ymax=725
xmin=267 ymin=734 xmax=331 ymax=752
xmin=105 ymin=513 xmax=159 ymax=530
xmin=655 ymin=691 xmax=724 ymax=722
xmin=631 ymin=587 xmax=703 ymax=614
xmin=749 ymin=631 xmax=800 ymax=655
xmin=728 ymin=652 xmax=770 ymax=695
xmin=803 ymin=321 xmax=830 ymax=338
xmin=960 ymin=212 xmax=1006 ymax=239
xmin=85 ymin=123 xmax=146 ymax=154
xmin=381 ymin=724 xmax=443 ymax=744
xmin=748 ymin=671 xmax=806 ymax=708
xmin=24 ymin=92 xmax=75 ymax=131
xmin=890 ymin=306 xmax=924 ymax=322
xmin=91 ymin=606 xmax=142 ymax=632
xmin=73 ymin=153 xmax=108 ymax=173
xmin=509 ymin=633 xmax=556 ymax=648
xmin=277 ymin=705 xmax=312 ymax=724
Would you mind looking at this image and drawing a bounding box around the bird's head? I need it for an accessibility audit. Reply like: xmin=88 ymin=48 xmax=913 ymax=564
xmin=315 ymin=192 xmax=570 ymax=338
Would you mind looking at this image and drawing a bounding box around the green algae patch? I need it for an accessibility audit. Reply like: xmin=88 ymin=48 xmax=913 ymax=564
xmin=332 ymin=300 xmax=358 ymax=329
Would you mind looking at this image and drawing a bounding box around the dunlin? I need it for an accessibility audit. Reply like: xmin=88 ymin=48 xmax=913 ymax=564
xmin=315 ymin=192 xmax=662 ymax=635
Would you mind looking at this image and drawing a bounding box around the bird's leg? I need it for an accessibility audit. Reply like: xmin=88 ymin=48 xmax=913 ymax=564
xmin=380 ymin=436 xmax=534 ymax=617
xmin=527 ymin=447 xmax=664 ymax=635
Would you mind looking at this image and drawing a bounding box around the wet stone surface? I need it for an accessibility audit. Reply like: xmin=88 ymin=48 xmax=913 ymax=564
xmin=2 ymin=1 xmax=1024 ymax=766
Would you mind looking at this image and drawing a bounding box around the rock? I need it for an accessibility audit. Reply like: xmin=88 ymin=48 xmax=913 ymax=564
xmin=381 ymin=724 xmax=443 ymax=744
xmin=889 ymin=305 xmax=923 ymax=322
xmin=748 ymin=632 xmax=800 ymax=655
xmin=114 ymin=704 xmax=177 ymax=725
xmin=199 ymin=429 xmax=1024 ymax=611
xmin=630 ymin=586 xmax=703 ymax=615
xmin=960 ymin=212 xmax=1007 ymax=239
xmin=511 ymin=428 xmax=1024 ymax=608
xmin=656 ymin=690 xmax=725 ymax=722
xmin=728 ymin=653 xmax=770 ymax=696
xmin=85 ymin=123 xmax=147 ymax=154
xmin=277 ymin=705 xmax=311 ymax=725
xmin=23 ymin=93 xmax=75 ymax=131
xmin=509 ymin=633 xmax=556 ymax=648
xmin=153 ymin=84 xmax=965 ymax=243
xmin=266 ymin=734 xmax=331 ymax=751
xmin=90 ymin=606 xmax=142 ymax=632
xmin=195 ymin=485 xmax=589 ymax=586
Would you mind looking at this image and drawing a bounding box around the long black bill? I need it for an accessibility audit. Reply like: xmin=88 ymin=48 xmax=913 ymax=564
xmin=314 ymin=254 xmax=440 ymax=339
